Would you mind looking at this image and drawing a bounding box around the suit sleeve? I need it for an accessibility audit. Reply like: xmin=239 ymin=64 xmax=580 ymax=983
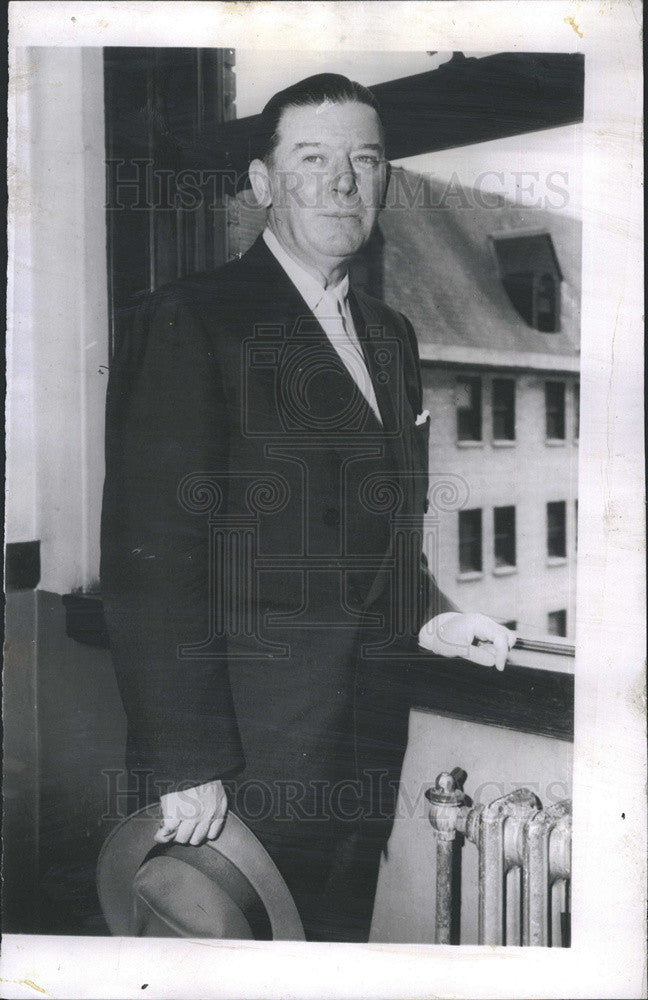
xmin=400 ymin=314 xmax=459 ymax=620
xmin=100 ymin=289 xmax=246 ymax=795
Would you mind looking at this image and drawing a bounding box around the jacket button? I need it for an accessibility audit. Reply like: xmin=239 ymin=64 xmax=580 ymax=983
xmin=322 ymin=507 xmax=340 ymax=527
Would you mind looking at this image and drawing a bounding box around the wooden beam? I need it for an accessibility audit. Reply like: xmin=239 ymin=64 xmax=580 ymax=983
xmin=191 ymin=52 xmax=584 ymax=179
xmin=375 ymin=52 xmax=585 ymax=159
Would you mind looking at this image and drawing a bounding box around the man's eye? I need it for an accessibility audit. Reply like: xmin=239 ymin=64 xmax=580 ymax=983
xmin=303 ymin=154 xmax=325 ymax=165
xmin=353 ymin=155 xmax=380 ymax=168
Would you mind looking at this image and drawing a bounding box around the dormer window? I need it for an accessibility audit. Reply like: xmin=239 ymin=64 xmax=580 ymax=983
xmin=491 ymin=231 xmax=563 ymax=333
xmin=536 ymin=272 xmax=558 ymax=332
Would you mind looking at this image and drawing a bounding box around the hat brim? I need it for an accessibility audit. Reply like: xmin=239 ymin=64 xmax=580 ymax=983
xmin=97 ymin=803 xmax=305 ymax=940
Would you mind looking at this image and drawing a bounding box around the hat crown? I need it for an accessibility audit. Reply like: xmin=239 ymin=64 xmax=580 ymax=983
xmin=132 ymin=856 xmax=256 ymax=938
xmin=96 ymin=803 xmax=304 ymax=940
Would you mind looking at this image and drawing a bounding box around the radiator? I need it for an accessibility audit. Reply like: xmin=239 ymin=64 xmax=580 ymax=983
xmin=426 ymin=768 xmax=572 ymax=947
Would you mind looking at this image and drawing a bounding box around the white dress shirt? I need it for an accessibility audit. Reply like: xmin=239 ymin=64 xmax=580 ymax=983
xmin=263 ymin=228 xmax=382 ymax=425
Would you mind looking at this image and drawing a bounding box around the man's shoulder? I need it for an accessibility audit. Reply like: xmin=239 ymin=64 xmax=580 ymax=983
xmin=133 ymin=253 xmax=262 ymax=313
xmin=120 ymin=238 xmax=273 ymax=318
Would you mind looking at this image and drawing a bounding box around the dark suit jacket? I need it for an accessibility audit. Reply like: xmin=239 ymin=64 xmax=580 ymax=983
xmin=100 ymin=235 xmax=452 ymax=801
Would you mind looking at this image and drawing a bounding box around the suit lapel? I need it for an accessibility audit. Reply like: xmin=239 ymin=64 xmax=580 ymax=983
xmin=347 ymin=289 xmax=400 ymax=434
xmin=240 ymin=238 xmax=384 ymax=438
xmin=347 ymin=288 xmax=406 ymax=473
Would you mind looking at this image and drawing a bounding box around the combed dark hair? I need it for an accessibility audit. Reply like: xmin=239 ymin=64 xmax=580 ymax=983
xmin=256 ymin=73 xmax=383 ymax=162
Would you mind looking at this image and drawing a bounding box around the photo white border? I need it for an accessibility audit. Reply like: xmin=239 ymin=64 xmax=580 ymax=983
xmin=4 ymin=2 xmax=645 ymax=998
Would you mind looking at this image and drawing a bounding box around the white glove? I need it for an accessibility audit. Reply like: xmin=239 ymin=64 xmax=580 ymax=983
xmin=418 ymin=612 xmax=516 ymax=672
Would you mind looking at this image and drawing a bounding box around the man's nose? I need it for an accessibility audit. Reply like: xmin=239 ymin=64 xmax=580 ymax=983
xmin=331 ymin=157 xmax=358 ymax=197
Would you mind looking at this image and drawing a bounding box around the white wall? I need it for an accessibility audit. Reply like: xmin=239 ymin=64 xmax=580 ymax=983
xmin=6 ymin=48 xmax=37 ymax=546
xmin=372 ymin=708 xmax=573 ymax=943
xmin=7 ymin=47 xmax=108 ymax=593
xmin=394 ymin=123 xmax=584 ymax=218
xmin=234 ymin=50 xmax=439 ymax=117
xmin=422 ymin=367 xmax=579 ymax=639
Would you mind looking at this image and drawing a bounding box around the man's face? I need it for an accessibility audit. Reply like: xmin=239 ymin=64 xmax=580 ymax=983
xmin=254 ymin=100 xmax=388 ymax=277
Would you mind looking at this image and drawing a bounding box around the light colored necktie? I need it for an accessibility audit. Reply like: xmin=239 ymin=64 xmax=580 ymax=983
xmin=318 ymin=289 xmax=382 ymax=425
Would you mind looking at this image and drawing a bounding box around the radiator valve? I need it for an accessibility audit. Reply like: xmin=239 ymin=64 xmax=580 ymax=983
xmin=426 ymin=769 xmax=467 ymax=841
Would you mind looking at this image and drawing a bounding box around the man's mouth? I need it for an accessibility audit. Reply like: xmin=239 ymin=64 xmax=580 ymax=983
xmin=319 ymin=211 xmax=361 ymax=219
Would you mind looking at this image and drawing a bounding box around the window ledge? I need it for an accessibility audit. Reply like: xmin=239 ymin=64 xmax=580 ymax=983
xmin=493 ymin=565 xmax=517 ymax=576
xmin=507 ymin=634 xmax=575 ymax=675
xmin=547 ymin=556 xmax=568 ymax=567
xmin=457 ymin=570 xmax=484 ymax=582
xmin=545 ymin=438 xmax=566 ymax=447
xmin=456 ymin=440 xmax=484 ymax=449
xmin=492 ymin=439 xmax=516 ymax=448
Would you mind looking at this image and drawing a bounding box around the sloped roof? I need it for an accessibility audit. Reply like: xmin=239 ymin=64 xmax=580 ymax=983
xmin=379 ymin=168 xmax=580 ymax=369
xmin=231 ymin=166 xmax=581 ymax=371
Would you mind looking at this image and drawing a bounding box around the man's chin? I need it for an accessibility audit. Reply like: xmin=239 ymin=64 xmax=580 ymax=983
xmin=314 ymin=231 xmax=370 ymax=259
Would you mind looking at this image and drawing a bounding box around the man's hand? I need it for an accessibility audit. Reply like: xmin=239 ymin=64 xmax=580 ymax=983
xmin=418 ymin=612 xmax=516 ymax=672
xmin=155 ymin=779 xmax=228 ymax=846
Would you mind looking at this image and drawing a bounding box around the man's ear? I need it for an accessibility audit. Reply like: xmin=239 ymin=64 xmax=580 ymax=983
xmin=249 ymin=158 xmax=273 ymax=208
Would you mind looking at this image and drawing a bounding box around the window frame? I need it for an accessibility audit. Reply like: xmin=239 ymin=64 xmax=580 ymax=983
xmin=547 ymin=500 xmax=567 ymax=559
xmin=491 ymin=377 xmax=516 ymax=442
xmin=534 ymin=271 xmax=560 ymax=332
xmin=458 ymin=508 xmax=483 ymax=574
xmin=491 ymin=231 xmax=563 ymax=333
xmin=493 ymin=505 xmax=517 ymax=569
xmin=545 ymin=380 xmax=566 ymax=441
xmin=547 ymin=609 xmax=567 ymax=637
xmin=456 ymin=375 xmax=483 ymax=443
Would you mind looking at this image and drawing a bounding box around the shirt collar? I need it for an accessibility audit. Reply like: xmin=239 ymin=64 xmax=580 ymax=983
xmin=263 ymin=228 xmax=349 ymax=312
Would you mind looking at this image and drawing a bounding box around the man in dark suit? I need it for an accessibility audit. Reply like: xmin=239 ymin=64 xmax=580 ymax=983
xmin=101 ymin=73 xmax=514 ymax=941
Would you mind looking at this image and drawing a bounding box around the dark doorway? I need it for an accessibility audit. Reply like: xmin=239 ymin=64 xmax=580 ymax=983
xmin=104 ymin=48 xmax=236 ymax=354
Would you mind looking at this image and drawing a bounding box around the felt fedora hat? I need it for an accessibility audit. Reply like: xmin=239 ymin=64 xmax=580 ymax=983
xmin=97 ymin=803 xmax=305 ymax=940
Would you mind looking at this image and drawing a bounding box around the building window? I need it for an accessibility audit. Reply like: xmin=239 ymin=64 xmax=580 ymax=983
xmin=459 ymin=509 xmax=482 ymax=573
xmin=547 ymin=501 xmax=567 ymax=558
xmin=545 ymin=381 xmax=566 ymax=439
xmin=491 ymin=231 xmax=563 ymax=332
xmin=547 ymin=610 xmax=567 ymax=637
xmin=535 ymin=273 xmax=558 ymax=332
xmin=456 ymin=376 xmax=482 ymax=441
xmin=494 ymin=506 xmax=516 ymax=567
xmin=574 ymin=384 xmax=580 ymax=439
xmin=492 ymin=378 xmax=515 ymax=440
